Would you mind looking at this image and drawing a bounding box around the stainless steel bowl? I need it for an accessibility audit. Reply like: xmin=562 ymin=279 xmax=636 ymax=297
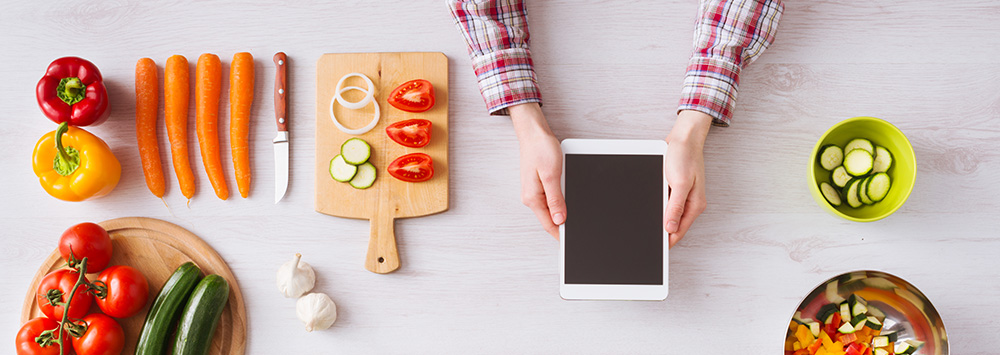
xmin=784 ymin=270 xmax=948 ymax=355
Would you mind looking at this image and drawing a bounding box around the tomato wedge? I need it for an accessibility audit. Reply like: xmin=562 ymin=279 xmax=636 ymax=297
xmin=387 ymin=153 xmax=434 ymax=182
xmin=387 ymin=79 xmax=434 ymax=113
xmin=386 ymin=119 xmax=432 ymax=148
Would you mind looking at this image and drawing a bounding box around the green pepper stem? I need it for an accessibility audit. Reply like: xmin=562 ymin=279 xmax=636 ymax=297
xmin=56 ymin=77 xmax=87 ymax=106
xmin=52 ymin=122 xmax=80 ymax=176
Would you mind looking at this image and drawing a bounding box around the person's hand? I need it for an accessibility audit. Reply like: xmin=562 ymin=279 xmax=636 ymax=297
xmin=664 ymin=110 xmax=713 ymax=247
xmin=509 ymin=103 xmax=565 ymax=239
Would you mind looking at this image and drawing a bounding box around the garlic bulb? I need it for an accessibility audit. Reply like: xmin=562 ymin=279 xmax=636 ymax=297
xmin=296 ymin=292 xmax=337 ymax=332
xmin=276 ymin=253 xmax=315 ymax=298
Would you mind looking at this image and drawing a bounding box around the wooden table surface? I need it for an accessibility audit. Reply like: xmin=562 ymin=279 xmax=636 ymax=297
xmin=2 ymin=1 xmax=998 ymax=353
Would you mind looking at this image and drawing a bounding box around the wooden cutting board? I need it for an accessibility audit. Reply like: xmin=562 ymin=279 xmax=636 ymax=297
xmin=315 ymin=52 xmax=449 ymax=274
xmin=21 ymin=217 xmax=246 ymax=355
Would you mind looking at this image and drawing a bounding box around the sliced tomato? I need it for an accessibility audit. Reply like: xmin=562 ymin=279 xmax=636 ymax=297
xmin=386 ymin=119 xmax=432 ymax=148
xmin=387 ymin=153 xmax=434 ymax=182
xmin=387 ymin=79 xmax=434 ymax=113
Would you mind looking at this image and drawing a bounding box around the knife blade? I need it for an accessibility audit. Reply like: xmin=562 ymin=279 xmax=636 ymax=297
xmin=273 ymin=52 xmax=289 ymax=203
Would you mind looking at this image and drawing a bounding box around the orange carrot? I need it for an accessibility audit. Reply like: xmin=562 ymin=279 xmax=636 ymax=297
xmin=230 ymin=52 xmax=254 ymax=198
xmin=195 ymin=53 xmax=228 ymax=200
xmin=135 ymin=57 xmax=165 ymax=198
xmin=164 ymin=55 xmax=196 ymax=200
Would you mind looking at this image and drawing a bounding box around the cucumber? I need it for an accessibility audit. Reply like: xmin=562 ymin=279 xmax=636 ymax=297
xmin=845 ymin=138 xmax=874 ymax=156
xmin=872 ymin=145 xmax=893 ymax=173
xmin=831 ymin=166 xmax=851 ymax=188
xmin=136 ymin=262 xmax=203 ymax=355
xmin=867 ymin=172 xmax=891 ymax=202
xmin=341 ymin=138 xmax=371 ymax=165
xmin=818 ymin=145 xmax=844 ymax=171
xmin=349 ymin=162 xmax=377 ymax=189
xmin=329 ymin=155 xmax=358 ymax=182
xmin=173 ymin=275 xmax=230 ymax=355
xmin=843 ymin=149 xmax=874 ymax=176
xmin=819 ymin=182 xmax=842 ymax=207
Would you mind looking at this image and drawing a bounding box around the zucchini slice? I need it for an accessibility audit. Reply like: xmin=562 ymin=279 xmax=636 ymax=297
xmin=817 ymin=303 xmax=839 ymax=324
xmin=845 ymin=138 xmax=874 ymax=155
xmin=874 ymin=349 xmax=889 ymax=355
xmin=858 ymin=176 xmax=874 ymax=205
xmin=819 ymin=182 xmax=842 ymax=207
xmin=349 ymin=162 xmax=377 ymax=189
xmin=873 ymin=335 xmax=890 ymax=347
xmin=867 ymin=172 xmax=892 ymax=202
xmin=329 ymin=155 xmax=358 ymax=182
xmin=837 ymin=321 xmax=856 ymax=334
xmin=872 ymin=145 xmax=893 ymax=173
xmin=341 ymin=138 xmax=371 ymax=165
xmin=866 ymin=316 xmax=883 ymax=330
xmin=818 ymin=144 xmax=844 ymax=171
xmin=839 ymin=302 xmax=851 ymax=323
xmin=883 ymin=331 xmax=899 ymax=343
xmin=806 ymin=322 xmax=820 ymax=338
xmin=843 ymin=149 xmax=874 ymax=176
xmin=843 ymin=179 xmax=863 ymax=208
xmin=831 ymin=166 xmax=851 ymax=188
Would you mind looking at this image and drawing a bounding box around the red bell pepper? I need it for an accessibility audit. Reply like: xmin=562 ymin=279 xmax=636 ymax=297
xmin=36 ymin=56 xmax=110 ymax=126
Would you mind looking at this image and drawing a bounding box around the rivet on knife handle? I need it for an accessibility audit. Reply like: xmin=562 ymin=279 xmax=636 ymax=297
xmin=273 ymin=52 xmax=287 ymax=132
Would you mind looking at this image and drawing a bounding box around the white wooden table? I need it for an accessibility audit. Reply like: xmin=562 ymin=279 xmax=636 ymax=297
xmin=2 ymin=1 xmax=998 ymax=353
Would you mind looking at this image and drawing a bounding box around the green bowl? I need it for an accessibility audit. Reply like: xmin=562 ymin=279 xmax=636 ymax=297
xmin=809 ymin=116 xmax=916 ymax=222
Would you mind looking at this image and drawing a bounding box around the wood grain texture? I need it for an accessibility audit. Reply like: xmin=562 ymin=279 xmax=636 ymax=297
xmin=315 ymin=53 xmax=449 ymax=274
xmin=1 ymin=0 xmax=999 ymax=353
xmin=20 ymin=217 xmax=246 ymax=355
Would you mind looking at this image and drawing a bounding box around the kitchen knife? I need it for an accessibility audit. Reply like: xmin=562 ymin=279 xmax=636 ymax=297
xmin=273 ymin=52 xmax=289 ymax=203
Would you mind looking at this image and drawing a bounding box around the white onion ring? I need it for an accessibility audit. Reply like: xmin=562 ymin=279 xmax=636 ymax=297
xmin=329 ymin=87 xmax=380 ymax=135
xmin=334 ymin=73 xmax=375 ymax=110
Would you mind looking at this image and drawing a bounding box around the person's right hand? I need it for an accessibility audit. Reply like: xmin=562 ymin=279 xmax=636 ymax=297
xmin=509 ymin=103 xmax=566 ymax=239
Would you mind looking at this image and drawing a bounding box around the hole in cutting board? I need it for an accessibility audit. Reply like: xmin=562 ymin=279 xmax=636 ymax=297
xmin=378 ymin=257 xmax=385 ymax=263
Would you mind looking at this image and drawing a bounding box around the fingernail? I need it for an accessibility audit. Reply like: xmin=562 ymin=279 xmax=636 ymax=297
xmin=552 ymin=213 xmax=565 ymax=225
xmin=666 ymin=220 xmax=678 ymax=233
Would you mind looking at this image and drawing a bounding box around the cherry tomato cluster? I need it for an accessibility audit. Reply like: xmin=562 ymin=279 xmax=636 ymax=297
xmin=16 ymin=223 xmax=150 ymax=355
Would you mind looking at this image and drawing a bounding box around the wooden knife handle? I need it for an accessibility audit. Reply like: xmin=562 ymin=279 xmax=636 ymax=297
xmin=273 ymin=52 xmax=288 ymax=132
xmin=366 ymin=210 xmax=400 ymax=274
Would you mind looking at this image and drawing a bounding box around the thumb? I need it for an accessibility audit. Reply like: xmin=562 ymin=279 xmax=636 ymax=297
xmin=664 ymin=181 xmax=690 ymax=233
xmin=540 ymin=173 xmax=566 ymax=225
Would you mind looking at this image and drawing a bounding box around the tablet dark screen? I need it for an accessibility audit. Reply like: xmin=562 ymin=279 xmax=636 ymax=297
xmin=564 ymin=154 xmax=663 ymax=285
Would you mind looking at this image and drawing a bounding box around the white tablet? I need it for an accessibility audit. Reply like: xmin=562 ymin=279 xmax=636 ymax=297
xmin=559 ymin=139 xmax=668 ymax=301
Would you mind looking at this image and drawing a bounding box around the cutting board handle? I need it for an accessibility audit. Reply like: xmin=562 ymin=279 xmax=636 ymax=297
xmin=366 ymin=212 xmax=400 ymax=274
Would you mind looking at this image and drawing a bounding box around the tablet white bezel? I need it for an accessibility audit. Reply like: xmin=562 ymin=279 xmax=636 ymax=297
xmin=559 ymin=139 xmax=669 ymax=301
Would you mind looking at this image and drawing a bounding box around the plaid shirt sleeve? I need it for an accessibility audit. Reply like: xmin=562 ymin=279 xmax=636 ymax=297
xmin=678 ymin=0 xmax=784 ymax=126
xmin=447 ymin=0 xmax=542 ymax=116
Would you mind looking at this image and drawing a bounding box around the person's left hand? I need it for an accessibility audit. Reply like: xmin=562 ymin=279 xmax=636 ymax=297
xmin=663 ymin=110 xmax=713 ymax=247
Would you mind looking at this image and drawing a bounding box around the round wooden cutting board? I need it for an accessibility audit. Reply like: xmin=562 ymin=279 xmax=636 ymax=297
xmin=21 ymin=217 xmax=246 ymax=355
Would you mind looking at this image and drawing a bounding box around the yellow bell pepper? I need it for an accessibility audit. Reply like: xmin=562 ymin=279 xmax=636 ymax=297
xmin=32 ymin=122 xmax=120 ymax=201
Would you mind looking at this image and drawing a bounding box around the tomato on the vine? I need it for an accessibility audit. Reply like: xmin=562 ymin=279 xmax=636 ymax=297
xmin=36 ymin=269 xmax=93 ymax=321
xmin=71 ymin=313 xmax=124 ymax=355
xmin=387 ymin=79 xmax=435 ymax=113
xmin=59 ymin=222 xmax=113 ymax=272
xmin=16 ymin=317 xmax=64 ymax=355
xmin=94 ymin=265 xmax=148 ymax=318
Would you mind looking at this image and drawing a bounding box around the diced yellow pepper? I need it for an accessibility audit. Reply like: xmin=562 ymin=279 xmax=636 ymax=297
xmin=795 ymin=324 xmax=815 ymax=347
